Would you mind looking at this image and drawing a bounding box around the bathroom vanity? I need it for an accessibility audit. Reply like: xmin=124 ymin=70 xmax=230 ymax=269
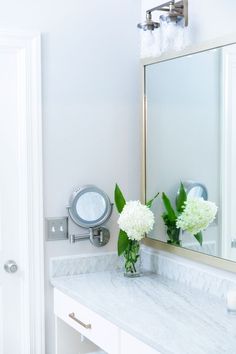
xmin=54 ymin=285 xmax=158 ymax=354
xmin=51 ymin=251 xmax=236 ymax=354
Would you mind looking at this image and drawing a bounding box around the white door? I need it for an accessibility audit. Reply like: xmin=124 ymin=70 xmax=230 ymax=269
xmin=0 ymin=31 xmax=44 ymax=354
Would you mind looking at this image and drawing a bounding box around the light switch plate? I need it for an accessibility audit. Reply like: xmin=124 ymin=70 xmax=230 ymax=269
xmin=46 ymin=217 xmax=68 ymax=241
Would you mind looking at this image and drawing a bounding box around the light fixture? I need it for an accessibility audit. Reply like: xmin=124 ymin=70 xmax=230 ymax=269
xmin=137 ymin=0 xmax=188 ymax=31
xmin=138 ymin=0 xmax=188 ymax=55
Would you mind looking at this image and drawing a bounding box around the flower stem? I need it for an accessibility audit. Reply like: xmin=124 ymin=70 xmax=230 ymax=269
xmin=124 ymin=240 xmax=140 ymax=274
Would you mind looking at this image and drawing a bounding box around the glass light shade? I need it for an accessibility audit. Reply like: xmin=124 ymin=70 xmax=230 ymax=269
xmin=141 ymin=30 xmax=161 ymax=58
xmin=160 ymin=14 xmax=185 ymax=53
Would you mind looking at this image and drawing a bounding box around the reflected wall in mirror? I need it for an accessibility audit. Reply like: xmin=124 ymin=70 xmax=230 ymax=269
xmin=145 ymin=41 xmax=236 ymax=263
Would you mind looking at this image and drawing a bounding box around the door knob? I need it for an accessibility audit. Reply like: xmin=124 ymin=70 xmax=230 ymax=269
xmin=4 ymin=260 xmax=18 ymax=273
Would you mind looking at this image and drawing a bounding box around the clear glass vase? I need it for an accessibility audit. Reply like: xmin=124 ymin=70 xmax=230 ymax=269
xmin=167 ymin=226 xmax=181 ymax=246
xmin=123 ymin=240 xmax=141 ymax=278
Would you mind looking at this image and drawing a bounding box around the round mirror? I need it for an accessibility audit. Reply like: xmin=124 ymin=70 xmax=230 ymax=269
xmin=68 ymin=185 xmax=112 ymax=228
xmin=179 ymin=181 xmax=208 ymax=200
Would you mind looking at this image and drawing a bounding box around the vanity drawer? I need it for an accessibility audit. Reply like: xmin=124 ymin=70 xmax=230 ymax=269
xmin=120 ymin=330 xmax=161 ymax=354
xmin=54 ymin=289 xmax=119 ymax=354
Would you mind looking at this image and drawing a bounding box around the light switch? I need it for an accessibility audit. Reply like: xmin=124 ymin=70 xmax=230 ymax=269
xmin=46 ymin=217 xmax=68 ymax=241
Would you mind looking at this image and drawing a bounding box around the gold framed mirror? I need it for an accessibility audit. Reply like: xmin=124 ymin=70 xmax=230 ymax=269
xmin=141 ymin=34 xmax=236 ymax=273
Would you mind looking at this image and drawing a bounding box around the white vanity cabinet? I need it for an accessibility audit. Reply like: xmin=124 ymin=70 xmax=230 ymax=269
xmin=54 ymin=289 xmax=120 ymax=354
xmin=54 ymin=289 xmax=160 ymax=354
xmin=120 ymin=331 xmax=160 ymax=354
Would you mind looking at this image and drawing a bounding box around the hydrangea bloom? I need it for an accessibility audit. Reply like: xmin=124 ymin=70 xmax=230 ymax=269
xmin=118 ymin=201 xmax=154 ymax=241
xmin=176 ymin=196 xmax=217 ymax=235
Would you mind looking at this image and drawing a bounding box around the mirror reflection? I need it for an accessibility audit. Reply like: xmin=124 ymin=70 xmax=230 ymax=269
xmin=179 ymin=181 xmax=208 ymax=200
xmin=145 ymin=43 xmax=236 ymax=262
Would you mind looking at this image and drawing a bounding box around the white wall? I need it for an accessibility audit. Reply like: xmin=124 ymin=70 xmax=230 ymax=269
xmin=0 ymin=1 xmax=141 ymax=353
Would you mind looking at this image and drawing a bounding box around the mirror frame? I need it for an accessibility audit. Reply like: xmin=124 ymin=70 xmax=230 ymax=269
xmin=68 ymin=185 xmax=112 ymax=228
xmin=141 ymin=33 xmax=236 ymax=273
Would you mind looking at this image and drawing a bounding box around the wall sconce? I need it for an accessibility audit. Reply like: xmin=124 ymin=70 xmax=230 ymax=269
xmin=138 ymin=0 xmax=188 ymax=55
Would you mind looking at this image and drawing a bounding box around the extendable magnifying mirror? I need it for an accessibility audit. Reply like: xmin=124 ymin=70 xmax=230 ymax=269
xmin=67 ymin=185 xmax=113 ymax=247
xmin=177 ymin=180 xmax=208 ymax=201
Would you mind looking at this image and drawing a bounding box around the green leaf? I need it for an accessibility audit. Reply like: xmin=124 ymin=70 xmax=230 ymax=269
xmin=176 ymin=182 xmax=187 ymax=213
xmin=162 ymin=193 xmax=176 ymax=222
xmin=114 ymin=184 xmax=126 ymax=213
xmin=146 ymin=192 xmax=159 ymax=208
xmin=194 ymin=232 xmax=203 ymax=246
xmin=118 ymin=229 xmax=129 ymax=256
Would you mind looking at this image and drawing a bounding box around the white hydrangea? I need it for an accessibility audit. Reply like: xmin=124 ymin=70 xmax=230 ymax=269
xmin=118 ymin=201 xmax=154 ymax=241
xmin=176 ymin=196 xmax=217 ymax=235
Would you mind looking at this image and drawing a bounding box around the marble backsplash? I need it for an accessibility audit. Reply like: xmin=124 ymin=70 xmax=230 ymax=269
xmin=50 ymin=252 xmax=120 ymax=278
xmin=141 ymin=246 xmax=236 ymax=299
xmin=50 ymin=245 xmax=236 ymax=299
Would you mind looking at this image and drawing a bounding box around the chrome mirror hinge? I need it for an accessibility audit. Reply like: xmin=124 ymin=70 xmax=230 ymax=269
xmin=69 ymin=228 xmax=94 ymax=243
xmin=69 ymin=233 xmax=90 ymax=243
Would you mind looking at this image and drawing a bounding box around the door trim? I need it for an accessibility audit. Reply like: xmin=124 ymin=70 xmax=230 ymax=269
xmin=0 ymin=30 xmax=45 ymax=354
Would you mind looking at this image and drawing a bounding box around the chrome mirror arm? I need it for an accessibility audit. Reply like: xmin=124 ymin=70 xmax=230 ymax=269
xmin=69 ymin=227 xmax=110 ymax=247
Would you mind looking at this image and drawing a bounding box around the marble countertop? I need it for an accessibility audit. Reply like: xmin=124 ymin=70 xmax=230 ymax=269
xmin=51 ymin=271 xmax=236 ymax=354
